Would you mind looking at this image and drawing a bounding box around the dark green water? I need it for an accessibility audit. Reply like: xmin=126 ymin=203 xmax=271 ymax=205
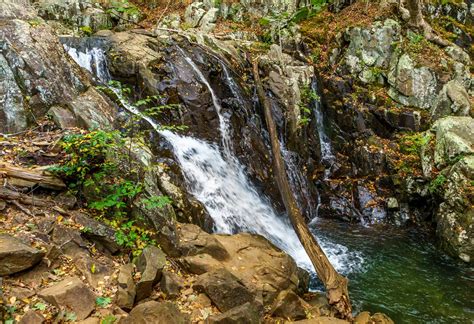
xmin=311 ymin=219 xmax=474 ymax=323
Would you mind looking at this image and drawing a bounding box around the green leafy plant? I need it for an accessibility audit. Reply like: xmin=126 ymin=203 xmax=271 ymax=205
xmin=101 ymin=315 xmax=117 ymax=324
xmin=399 ymin=133 xmax=430 ymax=155
xmin=96 ymin=297 xmax=112 ymax=308
xmin=429 ymin=174 xmax=447 ymax=194
xmin=80 ymin=26 xmax=93 ymax=36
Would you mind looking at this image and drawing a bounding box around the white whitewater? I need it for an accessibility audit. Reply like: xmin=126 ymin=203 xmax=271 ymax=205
xmin=64 ymin=43 xmax=364 ymax=275
xmin=311 ymin=78 xmax=335 ymax=166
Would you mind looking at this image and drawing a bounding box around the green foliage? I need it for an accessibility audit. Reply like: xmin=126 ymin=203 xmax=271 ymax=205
xmin=96 ymin=297 xmax=112 ymax=308
xmin=298 ymin=85 xmax=319 ymax=126
xmin=408 ymin=31 xmax=424 ymax=44
xmin=51 ymin=130 xmax=169 ymax=254
xmin=32 ymin=302 xmax=47 ymax=311
xmin=80 ymin=26 xmax=93 ymax=36
xmin=107 ymin=0 xmax=140 ymax=17
xmin=399 ymin=133 xmax=430 ymax=155
xmin=429 ymin=174 xmax=447 ymax=194
xmin=141 ymin=195 xmax=172 ymax=210
xmin=101 ymin=315 xmax=117 ymax=324
xmin=50 ymin=130 xmax=120 ymax=184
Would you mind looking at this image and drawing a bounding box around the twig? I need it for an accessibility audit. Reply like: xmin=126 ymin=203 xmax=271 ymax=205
xmin=10 ymin=199 xmax=35 ymax=217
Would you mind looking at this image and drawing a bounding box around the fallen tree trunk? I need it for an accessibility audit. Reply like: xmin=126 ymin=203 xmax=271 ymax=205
xmin=0 ymin=187 xmax=53 ymax=207
xmin=252 ymin=60 xmax=352 ymax=319
xmin=0 ymin=163 xmax=65 ymax=190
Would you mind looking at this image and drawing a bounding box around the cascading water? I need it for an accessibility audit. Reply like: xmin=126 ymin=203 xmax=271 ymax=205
xmin=63 ymin=41 xmax=364 ymax=276
xmin=311 ymin=78 xmax=335 ymax=168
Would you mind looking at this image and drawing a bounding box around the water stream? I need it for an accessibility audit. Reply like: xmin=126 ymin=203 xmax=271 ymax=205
xmin=63 ymin=41 xmax=474 ymax=323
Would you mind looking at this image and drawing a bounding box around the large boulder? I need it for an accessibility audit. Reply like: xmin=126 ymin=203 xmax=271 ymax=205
xmin=207 ymin=302 xmax=261 ymax=324
xmin=121 ymin=301 xmax=189 ymax=324
xmin=0 ymin=234 xmax=45 ymax=276
xmin=344 ymin=19 xmax=401 ymax=83
xmin=420 ymin=117 xmax=474 ymax=262
xmin=35 ymin=0 xmax=112 ymax=33
xmin=116 ymin=263 xmax=136 ymax=310
xmin=175 ymin=223 xmax=302 ymax=306
xmin=388 ymin=54 xmax=438 ymax=110
xmin=0 ymin=1 xmax=87 ymax=133
xmin=38 ymin=277 xmax=96 ymax=320
xmin=432 ymin=80 xmax=472 ymax=120
xmin=193 ymin=268 xmax=255 ymax=312
xmin=436 ymin=155 xmax=474 ymax=263
xmin=135 ymin=245 xmax=167 ymax=301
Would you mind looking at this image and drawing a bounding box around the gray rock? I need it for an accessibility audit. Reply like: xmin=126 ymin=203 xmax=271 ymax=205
xmin=388 ymin=54 xmax=437 ymax=109
xmin=208 ymin=302 xmax=260 ymax=324
xmin=270 ymin=289 xmax=309 ymax=321
xmin=38 ymin=277 xmax=96 ymax=320
xmin=194 ymin=268 xmax=255 ymax=312
xmin=0 ymin=234 xmax=45 ymax=276
xmin=47 ymin=106 xmax=78 ymax=129
xmin=122 ymin=301 xmax=189 ymax=324
xmin=200 ymin=8 xmax=219 ymax=32
xmin=0 ymin=7 xmax=89 ymax=133
xmin=71 ymin=211 xmax=120 ymax=254
xmin=68 ymin=87 xmax=116 ymax=130
xmin=184 ymin=2 xmax=206 ymax=28
xmin=445 ymin=45 xmax=471 ymax=65
xmin=117 ymin=263 xmax=136 ymax=310
xmin=176 ymin=223 xmax=230 ymax=260
xmin=19 ymin=310 xmax=45 ymax=324
xmin=431 ymin=117 xmax=474 ymax=168
xmin=135 ymin=246 xmax=167 ymax=301
xmin=344 ymin=19 xmax=401 ymax=78
xmin=436 ymin=155 xmax=474 ymax=263
xmin=432 ymin=80 xmax=471 ymax=120
xmin=160 ymin=270 xmax=185 ymax=298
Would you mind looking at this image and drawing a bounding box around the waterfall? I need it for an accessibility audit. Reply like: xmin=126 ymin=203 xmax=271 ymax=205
xmin=63 ymin=42 xmax=364 ymax=276
xmin=311 ymin=78 xmax=335 ymax=167
xmin=177 ymin=47 xmax=233 ymax=156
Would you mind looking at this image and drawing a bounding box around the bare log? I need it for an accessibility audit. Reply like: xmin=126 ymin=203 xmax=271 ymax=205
xmin=0 ymin=187 xmax=53 ymax=207
xmin=0 ymin=163 xmax=66 ymax=190
xmin=252 ymin=60 xmax=352 ymax=319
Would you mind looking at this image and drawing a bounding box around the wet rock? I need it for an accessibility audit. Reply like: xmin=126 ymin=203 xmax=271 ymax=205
xmin=160 ymin=270 xmax=185 ymax=298
xmin=122 ymin=301 xmax=189 ymax=324
xmin=19 ymin=310 xmax=45 ymax=324
xmin=270 ymin=289 xmax=309 ymax=321
xmin=194 ymin=268 xmax=255 ymax=312
xmin=71 ymin=211 xmax=120 ymax=254
xmin=0 ymin=234 xmax=45 ymax=276
xmin=388 ymin=54 xmax=437 ymax=110
xmin=117 ymin=263 xmax=136 ymax=310
xmin=208 ymin=302 xmax=261 ymax=324
xmin=38 ymin=277 xmax=95 ymax=320
xmin=135 ymin=245 xmax=167 ymax=301
xmin=47 ymin=106 xmax=78 ymax=129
